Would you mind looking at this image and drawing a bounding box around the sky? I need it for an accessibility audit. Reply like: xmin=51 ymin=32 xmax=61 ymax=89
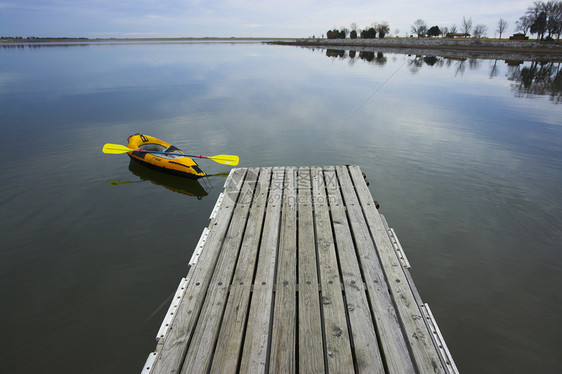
xmin=0 ymin=0 xmax=534 ymax=39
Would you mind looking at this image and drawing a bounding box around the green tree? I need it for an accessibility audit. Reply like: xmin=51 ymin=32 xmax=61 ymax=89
xmin=326 ymin=29 xmax=347 ymax=39
xmin=361 ymin=27 xmax=377 ymax=38
xmin=376 ymin=22 xmax=390 ymax=38
xmin=531 ymin=11 xmax=548 ymax=39
xmin=427 ymin=25 xmax=442 ymax=37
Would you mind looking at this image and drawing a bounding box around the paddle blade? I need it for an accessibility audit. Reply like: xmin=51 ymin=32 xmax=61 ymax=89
xmin=208 ymin=154 xmax=239 ymax=166
xmin=102 ymin=143 xmax=135 ymax=154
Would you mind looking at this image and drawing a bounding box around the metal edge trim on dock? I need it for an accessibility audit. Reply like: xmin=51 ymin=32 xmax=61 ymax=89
xmin=422 ymin=303 xmax=460 ymax=374
xmin=380 ymin=213 xmax=459 ymax=373
xmin=155 ymin=277 xmax=189 ymax=342
xmin=141 ymin=351 xmax=158 ymax=373
xmin=189 ymin=227 xmax=209 ymax=266
xmin=380 ymin=213 xmax=411 ymax=269
xmin=209 ymin=193 xmax=224 ymax=221
xmin=389 ymin=227 xmax=411 ymax=268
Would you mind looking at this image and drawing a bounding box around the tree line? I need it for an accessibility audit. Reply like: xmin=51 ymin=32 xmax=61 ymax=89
xmin=327 ymin=22 xmax=390 ymax=39
xmin=410 ymin=17 xmax=489 ymax=39
xmin=324 ymin=1 xmax=561 ymax=40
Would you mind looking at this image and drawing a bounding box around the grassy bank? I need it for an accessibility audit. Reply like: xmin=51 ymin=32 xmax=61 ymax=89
xmin=270 ymin=37 xmax=562 ymax=56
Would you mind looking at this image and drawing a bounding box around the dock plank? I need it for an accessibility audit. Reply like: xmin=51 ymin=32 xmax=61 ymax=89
xmin=323 ymin=166 xmax=386 ymax=373
xmin=310 ymin=167 xmax=354 ymax=373
xmin=347 ymin=166 xmax=446 ymax=373
xmin=239 ymin=167 xmax=284 ymax=373
xmin=180 ymin=168 xmax=258 ymax=373
xmin=269 ymin=167 xmax=297 ymax=373
xmin=335 ymin=165 xmax=416 ymax=374
xmin=210 ymin=168 xmax=272 ymax=374
xmin=297 ymin=167 xmax=325 ymax=373
xmin=151 ymin=168 xmax=247 ymax=374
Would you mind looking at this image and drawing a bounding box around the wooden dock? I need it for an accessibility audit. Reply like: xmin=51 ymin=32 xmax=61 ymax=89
xmin=142 ymin=165 xmax=458 ymax=373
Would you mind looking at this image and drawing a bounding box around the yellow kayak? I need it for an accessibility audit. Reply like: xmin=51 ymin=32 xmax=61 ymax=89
xmin=127 ymin=133 xmax=206 ymax=179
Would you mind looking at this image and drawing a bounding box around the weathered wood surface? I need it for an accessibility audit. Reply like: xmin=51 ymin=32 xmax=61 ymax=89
xmin=310 ymin=167 xmax=354 ymax=373
xmin=269 ymin=166 xmax=297 ymax=374
xmin=239 ymin=167 xmax=284 ymax=373
xmin=147 ymin=165 xmax=455 ymax=374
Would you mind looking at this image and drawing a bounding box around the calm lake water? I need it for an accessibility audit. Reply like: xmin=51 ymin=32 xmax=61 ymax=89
xmin=1 ymin=41 xmax=561 ymax=373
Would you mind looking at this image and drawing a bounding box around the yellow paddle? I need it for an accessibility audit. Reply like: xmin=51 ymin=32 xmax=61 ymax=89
xmin=102 ymin=143 xmax=239 ymax=166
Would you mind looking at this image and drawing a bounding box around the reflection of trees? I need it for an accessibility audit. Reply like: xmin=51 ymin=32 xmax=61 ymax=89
xmin=359 ymin=51 xmax=387 ymax=65
xmin=324 ymin=48 xmax=388 ymax=66
xmin=348 ymin=50 xmax=357 ymax=66
xmin=317 ymin=47 xmax=562 ymax=104
xmin=326 ymin=49 xmax=345 ymax=58
xmin=508 ymin=61 xmax=562 ymax=103
xmin=1 ymin=43 xmax=88 ymax=49
xmin=408 ymin=55 xmax=448 ymax=73
xmin=408 ymin=55 xmax=470 ymax=74
xmin=423 ymin=56 xmax=439 ymax=66
xmin=454 ymin=60 xmax=467 ymax=76
xmin=468 ymin=58 xmax=481 ymax=70
xmin=490 ymin=60 xmax=499 ymax=78
xmin=360 ymin=51 xmax=375 ymax=62
xmin=408 ymin=56 xmax=424 ymax=73
xmin=374 ymin=52 xmax=387 ymax=65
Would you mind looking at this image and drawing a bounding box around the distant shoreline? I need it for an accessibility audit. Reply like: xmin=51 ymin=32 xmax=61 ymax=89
xmin=0 ymin=37 xmax=292 ymax=43
xmin=3 ymin=36 xmax=561 ymax=59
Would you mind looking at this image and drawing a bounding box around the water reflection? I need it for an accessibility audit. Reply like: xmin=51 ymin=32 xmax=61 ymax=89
xmin=406 ymin=55 xmax=482 ymax=75
xmin=323 ymin=47 xmax=561 ymax=103
xmin=1 ymin=43 xmax=89 ymax=49
xmin=508 ymin=61 xmax=562 ymax=103
xmin=127 ymin=160 xmax=209 ymax=199
xmin=326 ymin=49 xmax=387 ymax=65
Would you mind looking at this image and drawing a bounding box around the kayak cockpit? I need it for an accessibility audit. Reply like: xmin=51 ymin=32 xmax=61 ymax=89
xmin=136 ymin=143 xmax=184 ymax=159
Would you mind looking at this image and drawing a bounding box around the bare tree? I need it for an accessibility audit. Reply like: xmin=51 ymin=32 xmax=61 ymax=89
xmin=526 ymin=1 xmax=543 ymax=20
xmin=473 ymin=24 xmax=488 ymax=38
xmin=516 ymin=15 xmax=533 ymax=35
xmin=462 ymin=16 xmax=473 ymax=36
xmin=497 ymin=18 xmax=508 ymax=39
xmin=350 ymin=22 xmax=358 ymax=32
xmin=411 ymin=19 xmax=428 ymax=38
xmin=544 ymin=0 xmax=562 ymax=39
xmin=450 ymin=24 xmax=458 ymax=34
xmin=553 ymin=0 xmax=562 ymax=39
